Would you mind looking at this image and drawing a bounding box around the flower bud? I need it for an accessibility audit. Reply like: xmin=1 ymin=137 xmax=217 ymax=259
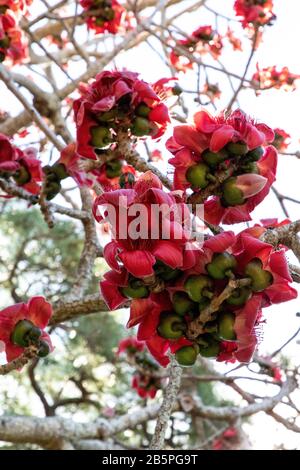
xmin=11 ymin=320 xmax=42 ymax=348
xmin=157 ymin=312 xmax=185 ymax=340
xmin=221 ymin=177 xmax=245 ymax=206
xmin=37 ymin=340 xmax=50 ymax=358
xmin=172 ymin=292 xmax=197 ymax=316
xmin=226 ymin=141 xmax=249 ymax=156
xmin=130 ymin=117 xmax=152 ymax=136
xmin=52 ymin=163 xmax=69 ymax=180
xmin=206 ymin=252 xmax=237 ymax=280
xmin=175 ymin=344 xmax=199 ymax=366
xmin=155 ymin=261 xmax=181 ymax=281
xmin=121 ymin=279 xmax=149 ymax=299
xmin=244 ymin=258 xmax=273 ymax=292
xmin=90 ymin=126 xmax=113 ymax=148
xmin=246 ymin=146 xmax=264 ymax=161
xmin=217 ymin=311 xmax=236 ymax=341
xmin=105 ymin=159 xmax=122 ymax=178
xmin=96 ymin=108 xmax=118 ymax=122
xmin=184 ymin=275 xmax=213 ymax=303
xmin=201 ymin=148 xmax=228 ymax=168
xmin=240 ymin=162 xmax=259 ymax=174
xmin=135 ymin=103 xmax=151 ymax=118
xmin=13 ymin=165 xmax=31 ymax=185
xmin=45 ymin=181 xmax=61 ymax=200
xmin=185 ymin=163 xmax=211 ymax=189
xmin=227 ymin=287 xmax=252 ymax=306
xmin=198 ymin=335 xmax=220 ymax=358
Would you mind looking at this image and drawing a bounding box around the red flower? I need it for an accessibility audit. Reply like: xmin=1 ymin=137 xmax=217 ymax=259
xmin=58 ymin=143 xmax=94 ymax=187
xmin=273 ymin=128 xmax=291 ymax=152
xmin=0 ymin=11 xmax=27 ymax=63
xmin=212 ymin=427 xmax=238 ymax=450
xmin=95 ymin=171 xmax=194 ymax=280
xmin=117 ymin=336 xmax=145 ymax=355
xmin=167 ymin=109 xmax=277 ymax=225
xmin=0 ymin=297 xmax=53 ymax=363
xmin=131 ymin=374 xmax=158 ymax=399
xmin=234 ymin=0 xmax=275 ymax=28
xmin=73 ymin=70 xmax=170 ymax=160
xmin=92 ymin=162 xmax=136 ymax=191
xmin=0 ymin=132 xmax=19 ymax=172
xmin=80 ymin=0 xmax=125 ymax=35
xmin=226 ymin=27 xmax=242 ymax=51
xmin=252 ymin=65 xmax=300 ymax=92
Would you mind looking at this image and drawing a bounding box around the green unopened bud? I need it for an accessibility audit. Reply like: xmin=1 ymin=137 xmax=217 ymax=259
xmin=121 ymin=280 xmax=149 ymax=299
xmin=184 ymin=275 xmax=213 ymax=303
xmin=52 ymin=163 xmax=69 ymax=180
xmin=130 ymin=117 xmax=152 ymax=137
xmin=246 ymin=146 xmax=264 ymax=161
xmin=172 ymin=292 xmax=196 ymax=316
xmin=217 ymin=311 xmax=236 ymax=341
xmin=11 ymin=320 xmax=42 ymax=348
xmin=37 ymin=340 xmax=50 ymax=358
xmin=13 ymin=166 xmax=31 ymax=185
xmin=105 ymin=159 xmax=122 ymax=178
xmin=226 ymin=141 xmax=249 ymax=156
xmin=45 ymin=180 xmax=61 ymax=200
xmin=240 ymin=162 xmax=259 ymax=174
xmin=157 ymin=312 xmax=185 ymax=340
xmin=135 ymin=103 xmax=151 ymax=118
xmin=175 ymin=344 xmax=199 ymax=366
xmin=155 ymin=261 xmax=181 ymax=282
xmin=206 ymin=252 xmax=237 ymax=280
xmin=96 ymin=108 xmax=117 ymax=122
xmin=186 ymin=163 xmax=211 ymax=189
xmin=198 ymin=335 xmax=221 ymax=358
xmin=90 ymin=126 xmax=112 ymax=148
xmin=201 ymin=148 xmax=228 ymax=168
xmin=227 ymin=287 xmax=252 ymax=306
xmin=221 ymin=177 xmax=245 ymax=206
xmin=245 ymin=258 xmax=273 ymax=292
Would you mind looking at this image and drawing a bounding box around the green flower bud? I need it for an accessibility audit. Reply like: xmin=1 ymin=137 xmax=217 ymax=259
xmin=154 ymin=261 xmax=182 ymax=282
xmin=11 ymin=320 xmax=42 ymax=348
xmin=130 ymin=117 xmax=152 ymax=136
xmin=244 ymin=258 xmax=273 ymax=292
xmin=135 ymin=103 xmax=151 ymax=118
xmin=45 ymin=180 xmax=61 ymax=200
xmin=121 ymin=279 xmax=149 ymax=299
xmin=201 ymin=148 xmax=228 ymax=168
xmin=175 ymin=344 xmax=199 ymax=366
xmin=105 ymin=159 xmax=122 ymax=178
xmin=37 ymin=340 xmax=50 ymax=358
xmin=157 ymin=312 xmax=185 ymax=340
xmin=198 ymin=335 xmax=221 ymax=358
xmin=13 ymin=166 xmax=31 ymax=185
xmin=96 ymin=108 xmax=118 ymax=122
xmin=217 ymin=311 xmax=236 ymax=341
xmin=226 ymin=141 xmax=249 ymax=156
xmin=221 ymin=177 xmax=245 ymax=206
xmin=246 ymin=146 xmax=264 ymax=161
xmin=185 ymin=163 xmax=211 ymax=189
xmin=52 ymin=163 xmax=69 ymax=180
xmin=184 ymin=275 xmax=214 ymax=303
xmin=206 ymin=252 xmax=237 ymax=280
xmin=240 ymin=162 xmax=259 ymax=174
xmin=90 ymin=126 xmax=112 ymax=148
xmin=227 ymin=287 xmax=252 ymax=306
xmin=172 ymin=292 xmax=197 ymax=316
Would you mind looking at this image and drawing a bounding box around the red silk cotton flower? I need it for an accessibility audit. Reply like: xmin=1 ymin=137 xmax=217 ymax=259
xmin=273 ymin=128 xmax=291 ymax=152
xmin=0 ymin=134 xmax=43 ymax=195
xmin=167 ymin=108 xmax=277 ymax=225
xmin=252 ymin=65 xmax=300 ymax=92
xmin=0 ymin=297 xmax=53 ymax=363
xmin=234 ymin=0 xmax=275 ymax=29
xmin=73 ymin=70 xmax=170 ymax=160
xmin=0 ymin=11 xmax=27 ymax=63
xmin=80 ymin=0 xmax=125 ymax=35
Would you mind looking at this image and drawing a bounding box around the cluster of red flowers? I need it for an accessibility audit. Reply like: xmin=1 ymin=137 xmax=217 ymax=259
xmin=0 ymin=133 xmax=43 ymax=194
xmin=0 ymin=1 xmax=27 ymax=63
xmin=80 ymin=0 xmax=125 ymax=34
xmin=212 ymin=427 xmax=239 ymax=450
xmin=73 ymin=70 xmax=172 ymax=191
xmin=117 ymin=336 xmax=164 ymax=399
xmin=273 ymin=128 xmax=291 ymax=152
xmin=252 ymin=65 xmax=300 ymax=92
xmin=96 ymin=167 xmax=296 ymax=367
xmin=0 ymin=297 xmax=53 ymax=363
xmin=170 ymin=25 xmax=223 ymax=73
xmin=167 ymin=108 xmax=277 ymax=225
xmin=234 ymin=0 xmax=276 ymax=29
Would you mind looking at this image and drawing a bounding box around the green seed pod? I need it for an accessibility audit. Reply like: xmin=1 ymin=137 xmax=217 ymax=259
xmin=184 ymin=275 xmax=213 ymax=303
xmin=206 ymin=252 xmax=237 ymax=280
xmin=105 ymin=159 xmax=122 ymax=178
xmin=217 ymin=311 xmax=236 ymax=341
xmin=201 ymin=148 xmax=228 ymax=168
xmin=185 ymin=163 xmax=211 ymax=189
xmin=90 ymin=126 xmax=112 ymax=148
xmin=244 ymin=258 xmax=273 ymax=292
xmin=246 ymin=146 xmax=264 ymax=162
xmin=135 ymin=103 xmax=151 ymax=118
xmin=226 ymin=141 xmax=249 ymax=156
xmin=11 ymin=320 xmax=42 ymax=348
xmin=37 ymin=340 xmax=50 ymax=358
xmin=227 ymin=287 xmax=252 ymax=306
xmin=130 ymin=117 xmax=152 ymax=136
xmin=157 ymin=312 xmax=185 ymax=340
xmin=221 ymin=177 xmax=245 ymax=206
xmin=13 ymin=166 xmax=31 ymax=185
xmin=52 ymin=163 xmax=69 ymax=180
xmin=175 ymin=344 xmax=199 ymax=366
xmin=172 ymin=292 xmax=197 ymax=316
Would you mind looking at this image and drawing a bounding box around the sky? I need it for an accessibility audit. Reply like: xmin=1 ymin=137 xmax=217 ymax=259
xmin=0 ymin=0 xmax=300 ymax=450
